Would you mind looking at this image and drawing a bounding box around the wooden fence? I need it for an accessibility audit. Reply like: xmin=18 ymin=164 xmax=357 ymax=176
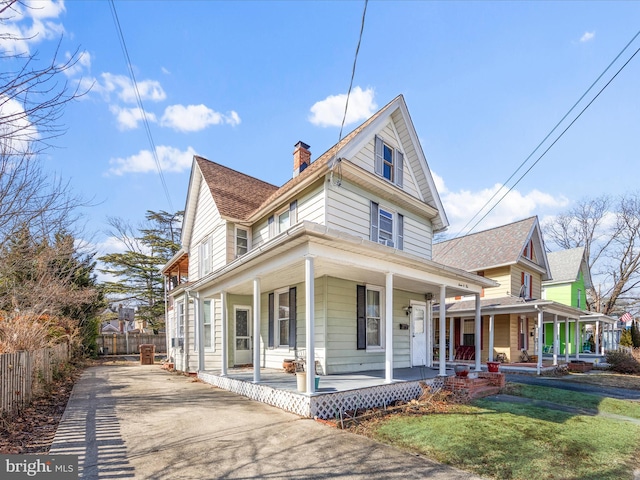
xmin=96 ymin=333 xmax=166 ymax=355
xmin=0 ymin=343 xmax=69 ymax=415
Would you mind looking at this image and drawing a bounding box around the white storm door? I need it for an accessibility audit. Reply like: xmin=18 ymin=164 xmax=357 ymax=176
xmin=234 ymin=307 xmax=252 ymax=365
xmin=411 ymin=302 xmax=427 ymax=366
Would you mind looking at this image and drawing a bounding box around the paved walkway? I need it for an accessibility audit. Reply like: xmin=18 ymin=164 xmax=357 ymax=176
xmin=50 ymin=364 xmax=484 ymax=479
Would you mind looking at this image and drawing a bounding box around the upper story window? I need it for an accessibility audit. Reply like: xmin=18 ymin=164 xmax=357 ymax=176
xmin=374 ymin=135 xmax=404 ymax=188
xmin=523 ymin=240 xmax=534 ymax=261
xmin=370 ymin=201 xmax=404 ymax=249
xmin=199 ymin=238 xmax=211 ymax=276
xmin=268 ymin=201 xmax=297 ymax=238
xmin=521 ymin=272 xmax=533 ymax=299
xmin=577 ymin=289 xmax=582 ymax=309
xmin=235 ymin=227 xmax=250 ymax=257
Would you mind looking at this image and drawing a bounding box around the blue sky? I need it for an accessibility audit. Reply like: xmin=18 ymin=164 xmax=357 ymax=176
xmin=4 ymin=0 xmax=640 ymax=256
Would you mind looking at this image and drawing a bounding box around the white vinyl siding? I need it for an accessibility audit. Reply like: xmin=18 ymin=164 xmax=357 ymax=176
xmin=191 ymin=177 xmax=226 ymax=279
xmin=252 ymin=217 xmax=270 ymax=249
xmin=297 ymin=185 xmax=325 ymax=224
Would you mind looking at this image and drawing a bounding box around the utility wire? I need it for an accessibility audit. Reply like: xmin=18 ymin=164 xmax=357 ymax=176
xmin=331 ymin=0 xmax=368 ymax=187
xmin=339 ymin=0 xmax=368 ymax=143
xmin=438 ymin=29 xmax=640 ymax=258
xmin=108 ymin=0 xmax=174 ymax=212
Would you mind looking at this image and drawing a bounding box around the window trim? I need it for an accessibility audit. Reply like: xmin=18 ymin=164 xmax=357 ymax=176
xmin=274 ymin=287 xmax=290 ymax=348
xmin=365 ymin=284 xmax=385 ymax=352
xmin=202 ymin=299 xmax=214 ymax=351
xmin=374 ymin=135 xmax=404 ymax=187
xmin=199 ymin=237 xmax=211 ymax=277
xmin=177 ymin=301 xmax=185 ymax=339
xmin=370 ymin=202 xmax=404 ymax=250
xmin=235 ymin=226 xmax=250 ymax=258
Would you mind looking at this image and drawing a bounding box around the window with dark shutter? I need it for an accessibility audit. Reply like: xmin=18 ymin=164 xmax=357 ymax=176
xmin=268 ymin=293 xmax=274 ymax=348
xmin=395 ymin=150 xmax=404 ymax=187
xmin=370 ymin=201 xmax=379 ymax=243
xmin=374 ymin=136 xmax=383 ymax=176
xmin=357 ymin=285 xmax=366 ymax=350
xmin=397 ymin=213 xmax=404 ymax=250
xmin=288 ymin=287 xmax=297 ymax=348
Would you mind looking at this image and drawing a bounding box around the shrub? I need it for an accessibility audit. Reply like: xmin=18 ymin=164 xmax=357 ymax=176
xmin=606 ymin=351 xmax=640 ymax=375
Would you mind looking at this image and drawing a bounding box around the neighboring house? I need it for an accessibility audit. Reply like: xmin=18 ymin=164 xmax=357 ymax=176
xmin=433 ymin=217 xmax=595 ymax=366
xmin=543 ymin=247 xmax=616 ymax=354
xmin=162 ymin=95 xmax=495 ymax=393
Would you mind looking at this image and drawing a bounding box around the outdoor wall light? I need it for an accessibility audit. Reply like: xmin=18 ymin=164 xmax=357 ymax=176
xmin=403 ymin=306 xmax=413 ymax=316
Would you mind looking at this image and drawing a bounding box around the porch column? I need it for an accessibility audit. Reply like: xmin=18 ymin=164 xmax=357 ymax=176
xmin=595 ymin=320 xmax=600 ymax=355
xmin=385 ymin=272 xmax=394 ymax=384
xmin=575 ymin=318 xmax=580 ymax=360
xmin=253 ymin=278 xmax=261 ymax=383
xmin=565 ymin=318 xmax=569 ymax=363
xmin=552 ymin=315 xmax=558 ymax=366
xmin=305 ymin=256 xmax=316 ymax=393
xmin=426 ymin=300 xmax=433 ymax=368
xmin=438 ymin=285 xmax=447 ymax=376
xmin=474 ymin=294 xmax=481 ymax=372
xmin=449 ymin=316 xmax=455 ymax=361
xmin=196 ymin=294 xmax=204 ymax=371
xmin=488 ymin=314 xmax=495 ymax=362
xmin=221 ymin=291 xmax=228 ymax=376
xmin=536 ymin=309 xmax=543 ymax=375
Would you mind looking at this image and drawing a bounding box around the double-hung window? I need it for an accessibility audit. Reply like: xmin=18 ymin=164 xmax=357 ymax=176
xmin=276 ymin=289 xmax=289 ymax=347
xmin=202 ymin=300 xmax=213 ymax=349
xmin=199 ymin=238 xmax=211 ymax=277
xmin=357 ymin=284 xmax=385 ymax=351
xmin=521 ymin=272 xmax=533 ymax=299
xmin=370 ymin=202 xmax=404 ymax=249
xmin=177 ymin=301 xmax=185 ymax=339
xmin=374 ymin=135 xmax=404 ymax=187
xmin=235 ymin=227 xmax=249 ymax=257
xmin=268 ymin=201 xmax=298 ymax=238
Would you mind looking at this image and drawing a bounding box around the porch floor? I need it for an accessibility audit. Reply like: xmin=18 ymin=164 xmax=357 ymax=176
xmin=202 ymin=365 xmax=453 ymax=394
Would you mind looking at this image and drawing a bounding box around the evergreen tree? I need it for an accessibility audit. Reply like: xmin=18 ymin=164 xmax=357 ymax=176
xmin=99 ymin=210 xmax=182 ymax=333
xmin=620 ymin=328 xmax=633 ymax=347
xmin=632 ymin=321 xmax=640 ymax=348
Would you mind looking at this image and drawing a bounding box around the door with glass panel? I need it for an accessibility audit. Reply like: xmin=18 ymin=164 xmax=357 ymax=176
xmin=411 ymin=302 xmax=427 ymax=366
xmin=234 ymin=307 xmax=252 ymax=365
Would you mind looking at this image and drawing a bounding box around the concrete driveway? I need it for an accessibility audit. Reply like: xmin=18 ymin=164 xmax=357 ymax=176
xmin=50 ymin=363 xmax=483 ymax=479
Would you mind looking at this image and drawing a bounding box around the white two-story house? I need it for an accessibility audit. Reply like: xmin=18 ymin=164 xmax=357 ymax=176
xmin=162 ymin=95 xmax=495 ymax=395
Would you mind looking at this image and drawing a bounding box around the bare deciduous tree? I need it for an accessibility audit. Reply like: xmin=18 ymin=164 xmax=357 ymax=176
xmin=543 ymin=192 xmax=640 ymax=316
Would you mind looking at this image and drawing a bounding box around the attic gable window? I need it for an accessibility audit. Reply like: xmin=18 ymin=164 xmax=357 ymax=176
xmin=199 ymin=238 xmax=211 ymax=276
xmin=523 ymin=240 xmax=534 ymax=261
xmin=375 ymin=135 xmax=404 ymax=188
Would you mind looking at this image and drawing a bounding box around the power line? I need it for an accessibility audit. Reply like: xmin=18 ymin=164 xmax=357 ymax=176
xmin=108 ymin=0 xmax=174 ymax=212
xmin=439 ymin=29 xmax=640 ymax=257
xmin=331 ymin=0 xmax=369 ymax=187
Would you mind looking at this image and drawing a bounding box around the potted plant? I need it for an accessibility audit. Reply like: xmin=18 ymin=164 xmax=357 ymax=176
xmin=487 ymin=361 xmax=500 ymax=373
xmin=454 ymin=365 xmax=470 ymax=377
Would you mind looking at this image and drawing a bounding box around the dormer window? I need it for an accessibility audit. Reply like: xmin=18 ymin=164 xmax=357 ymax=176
xmin=374 ymin=135 xmax=404 ymax=188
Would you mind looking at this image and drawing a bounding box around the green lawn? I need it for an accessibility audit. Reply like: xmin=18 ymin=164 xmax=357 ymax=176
xmin=368 ymin=385 xmax=640 ymax=480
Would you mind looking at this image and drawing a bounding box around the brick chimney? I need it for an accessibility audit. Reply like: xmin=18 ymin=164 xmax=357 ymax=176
xmin=293 ymin=141 xmax=311 ymax=177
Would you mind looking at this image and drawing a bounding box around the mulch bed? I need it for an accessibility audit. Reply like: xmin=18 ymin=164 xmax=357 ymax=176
xmin=0 ymin=361 xmax=84 ymax=455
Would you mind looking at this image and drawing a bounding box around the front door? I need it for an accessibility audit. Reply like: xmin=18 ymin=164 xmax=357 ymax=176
xmin=411 ymin=302 xmax=427 ymax=366
xmin=234 ymin=307 xmax=252 ymax=365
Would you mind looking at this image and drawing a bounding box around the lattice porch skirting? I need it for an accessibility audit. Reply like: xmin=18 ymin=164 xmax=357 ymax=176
xmin=198 ymin=372 xmax=444 ymax=419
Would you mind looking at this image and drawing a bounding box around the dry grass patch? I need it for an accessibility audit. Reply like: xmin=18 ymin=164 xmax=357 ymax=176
xmin=566 ymin=371 xmax=640 ymax=390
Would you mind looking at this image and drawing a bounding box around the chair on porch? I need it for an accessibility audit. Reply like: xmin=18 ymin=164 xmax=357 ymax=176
xmin=293 ymin=349 xmax=323 ymax=375
xmin=519 ymin=349 xmax=531 ymax=362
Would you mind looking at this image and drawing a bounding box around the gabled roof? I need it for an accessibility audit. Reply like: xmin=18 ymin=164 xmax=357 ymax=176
xmin=182 ymin=94 xmax=449 ymax=245
xmin=433 ymin=216 xmax=550 ymax=278
xmin=544 ymin=247 xmax=593 ymax=289
xmin=195 ymin=157 xmax=278 ymax=220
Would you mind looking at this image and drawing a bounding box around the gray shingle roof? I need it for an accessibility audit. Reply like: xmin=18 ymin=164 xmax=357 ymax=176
xmin=432 ymin=217 xmax=537 ymax=271
xmin=545 ymin=247 xmax=591 ymax=288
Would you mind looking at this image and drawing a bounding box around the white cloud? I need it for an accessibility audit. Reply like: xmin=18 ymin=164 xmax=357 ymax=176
xmin=161 ymin=67 xmax=171 ymax=75
xmin=107 ymin=145 xmax=196 ymax=176
xmin=434 ymin=175 xmax=570 ymax=236
xmin=109 ymin=105 xmax=157 ymax=130
xmin=0 ymin=0 xmax=66 ymax=55
xmin=62 ymin=50 xmax=91 ymax=77
xmin=160 ymin=104 xmax=241 ymax=132
xmin=0 ymin=95 xmax=39 ymax=154
xmin=309 ymin=86 xmax=377 ymax=127
xmin=98 ymin=73 xmax=166 ymax=104
xmin=580 ymin=31 xmax=595 ymax=43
